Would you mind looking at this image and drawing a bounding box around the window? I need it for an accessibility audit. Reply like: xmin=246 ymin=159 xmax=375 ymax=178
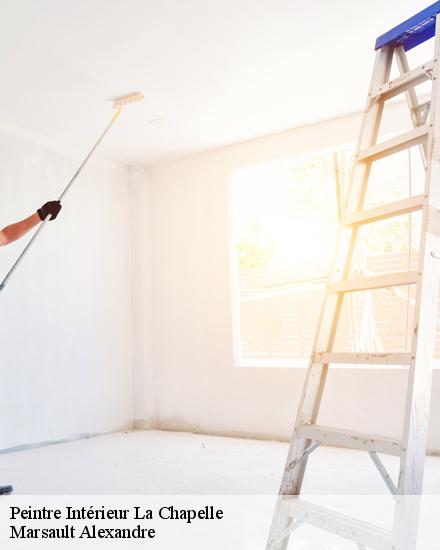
xmin=230 ymin=143 xmax=439 ymax=368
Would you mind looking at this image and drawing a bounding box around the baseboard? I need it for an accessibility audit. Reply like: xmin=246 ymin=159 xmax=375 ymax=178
xmin=0 ymin=422 xmax=133 ymax=455
xmin=2 ymin=424 xmax=439 ymax=458
xmin=133 ymin=418 xmax=157 ymax=430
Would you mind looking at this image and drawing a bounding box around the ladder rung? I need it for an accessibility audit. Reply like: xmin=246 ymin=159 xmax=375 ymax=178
xmin=314 ymin=352 xmax=414 ymax=366
xmin=329 ymin=271 xmax=418 ymax=293
xmin=297 ymin=424 xmax=401 ymax=456
xmin=371 ymin=60 xmax=435 ymax=100
xmin=286 ymin=499 xmax=393 ymax=550
xmin=358 ymin=125 xmax=430 ymax=162
xmin=344 ymin=194 xmax=424 ymax=225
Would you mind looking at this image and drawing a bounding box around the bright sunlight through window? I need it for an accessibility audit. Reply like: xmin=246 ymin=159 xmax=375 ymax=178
xmin=230 ymin=144 xmax=440 ymax=368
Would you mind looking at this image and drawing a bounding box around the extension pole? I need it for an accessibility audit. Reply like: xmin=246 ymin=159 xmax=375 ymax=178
xmin=0 ymin=108 xmax=124 ymax=294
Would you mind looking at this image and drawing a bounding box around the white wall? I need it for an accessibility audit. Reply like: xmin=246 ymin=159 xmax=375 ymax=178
xmin=3 ymin=102 xmax=437 ymax=456
xmin=130 ymin=166 xmax=155 ymax=428
xmin=139 ymin=102 xmax=440 ymax=453
xmin=0 ymin=131 xmax=133 ymax=450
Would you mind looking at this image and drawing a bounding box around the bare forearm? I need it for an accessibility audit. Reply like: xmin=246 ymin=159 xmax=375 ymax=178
xmin=0 ymin=201 xmax=62 ymax=247
xmin=0 ymin=213 xmax=40 ymax=246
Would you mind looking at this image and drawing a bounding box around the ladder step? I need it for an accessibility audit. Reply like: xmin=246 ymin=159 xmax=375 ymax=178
xmin=375 ymin=3 xmax=440 ymax=51
xmin=285 ymin=499 xmax=393 ymax=550
xmin=314 ymin=352 xmax=414 ymax=366
xmin=329 ymin=271 xmax=418 ymax=293
xmin=344 ymin=194 xmax=424 ymax=225
xmin=358 ymin=125 xmax=430 ymax=162
xmin=371 ymin=60 xmax=434 ymax=100
xmin=297 ymin=424 xmax=401 ymax=456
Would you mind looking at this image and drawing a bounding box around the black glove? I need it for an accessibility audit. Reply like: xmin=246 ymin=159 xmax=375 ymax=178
xmin=37 ymin=201 xmax=62 ymax=221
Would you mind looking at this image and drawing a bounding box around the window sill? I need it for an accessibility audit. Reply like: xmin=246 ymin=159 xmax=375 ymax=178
xmin=236 ymin=358 xmax=440 ymax=370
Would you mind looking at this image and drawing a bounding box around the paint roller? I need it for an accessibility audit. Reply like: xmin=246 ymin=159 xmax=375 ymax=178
xmin=0 ymin=91 xmax=145 ymax=294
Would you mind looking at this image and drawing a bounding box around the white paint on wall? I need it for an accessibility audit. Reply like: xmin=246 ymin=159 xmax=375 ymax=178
xmin=0 ymin=131 xmax=133 ymax=450
xmin=138 ymin=101 xmax=440 ymax=452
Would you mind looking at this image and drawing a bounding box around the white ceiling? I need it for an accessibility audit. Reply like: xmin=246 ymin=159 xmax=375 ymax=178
xmin=0 ymin=0 xmax=432 ymax=166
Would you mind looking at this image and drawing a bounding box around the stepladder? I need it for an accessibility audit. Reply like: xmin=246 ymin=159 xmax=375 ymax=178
xmin=267 ymin=4 xmax=440 ymax=549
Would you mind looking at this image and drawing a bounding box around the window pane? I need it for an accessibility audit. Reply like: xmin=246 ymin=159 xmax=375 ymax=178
xmin=231 ymin=151 xmax=340 ymax=366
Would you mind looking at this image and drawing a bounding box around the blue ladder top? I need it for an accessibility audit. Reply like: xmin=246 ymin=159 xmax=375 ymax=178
xmin=375 ymin=1 xmax=440 ymax=51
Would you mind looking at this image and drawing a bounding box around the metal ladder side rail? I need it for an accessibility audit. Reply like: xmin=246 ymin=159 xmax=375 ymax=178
xmin=390 ymin=13 xmax=440 ymax=550
xmin=266 ymin=45 xmax=394 ymax=550
xmin=397 ymin=14 xmax=440 ymax=497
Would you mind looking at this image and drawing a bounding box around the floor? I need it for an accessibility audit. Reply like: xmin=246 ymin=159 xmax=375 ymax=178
xmin=0 ymin=430 xmax=439 ymax=495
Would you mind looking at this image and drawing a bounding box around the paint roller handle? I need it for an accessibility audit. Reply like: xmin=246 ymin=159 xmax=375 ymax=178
xmin=57 ymin=113 xmax=119 ymax=203
xmin=0 ymin=109 xmax=121 ymax=295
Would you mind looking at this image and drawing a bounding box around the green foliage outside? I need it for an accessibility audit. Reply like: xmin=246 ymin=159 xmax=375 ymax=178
xmin=237 ymin=221 xmax=271 ymax=268
xmin=235 ymin=148 xmax=421 ymax=270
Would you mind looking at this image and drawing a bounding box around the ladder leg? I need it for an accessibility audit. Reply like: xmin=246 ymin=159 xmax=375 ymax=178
xmin=397 ymin=229 xmax=439 ymax=496
xmin=265 ymin=359 xmax=331 ymax=549
xmin=397 ymin=13 xmax=440 ymax=499
xmin=266 ymin=47 xmax=394 ymax=550
xmin=284 ymin=45 xmax=394 ymax=495
xmin=392 ymin=496 xmax=422 ymax=550
xmin=266 ymin=497 xmax=293 ymax=550
xmin=265 ymin=365 xmax=328 ymax=549
xmin=391 ymin=17 xmax=440 ymax=550
xmin=282 ymin=366 xmax=329 ymax=492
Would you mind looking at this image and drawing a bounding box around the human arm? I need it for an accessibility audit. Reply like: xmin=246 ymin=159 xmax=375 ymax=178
xmin=0 ymin=201 xmax=62 ymax=247
xmin=0 ymin=213 xmax=40 ymax=246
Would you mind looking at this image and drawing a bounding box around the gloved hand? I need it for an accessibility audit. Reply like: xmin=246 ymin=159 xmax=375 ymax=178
xmin=37 ymin=201 xmax=62 ymax=221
